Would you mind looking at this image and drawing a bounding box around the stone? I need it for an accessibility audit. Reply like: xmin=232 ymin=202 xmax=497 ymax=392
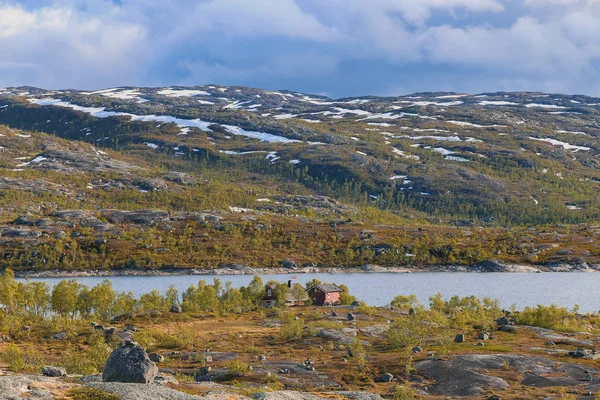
xmin=42 ymin=366 xmax=67 ymax=377
xmin=347 ymin=313 xmax=356 ymax=321
xmin=196 ymin=366 xmax=212 ymax=378
xmin=378 ymin=373 xmax=394 ymax=383
xmin=102 ymin=340 xmax=158 ymax=384
xmin=259 ymin=355 xmax=267 ymax=361
xmin=204 ymin=355 xmax=213 ymax=363
xmin=332 ymin=310 xmax=338 ymax=317
xmin=149 ymin=353 xmax=164 ymax=363
xmin=170 ymin=304 xmax=182 ymax=313
xmin=52 ymin=331 xmax=69 ymax=340
xmin=478 ymin=332 xmax=490 ymax=340
xmin=412 ymin=346 xmax=423 ymax=353
xmin=408 ymin=308 xmax=416 ymax=315
xmin=455 ymin=334 xmax=465 ymax=343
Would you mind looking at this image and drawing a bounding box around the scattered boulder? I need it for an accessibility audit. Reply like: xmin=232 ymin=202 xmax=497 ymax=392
xmin=478 ymin=332 xmax=490 ymax=341
xmin=52 ymin=331 xmax=69 ymax=340
xmin=102 ymin=340 xmax=158 ymax=384
xmin=42 ymin=366 xmax=67 ymax=377
xmin=378 ymin=373 xmax=394 ymax=383
xmin=170 ymin=304 xmax=182 ymax=313
xmin=347 ymin=313 xmax=356 ymax=321
xmin=204 ymin=355 xmax=213 ymax=363
xmin=455 ymin=334 xmax=465 ymax=343
xmin=149 ymin=353 xmax=165 ymax=363
xmin=412 ymin=346 xmax=423 ymax=353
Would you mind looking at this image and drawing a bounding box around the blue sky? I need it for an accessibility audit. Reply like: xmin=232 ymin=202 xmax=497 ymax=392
xmin=1 ymin=0 xmax=600 ymax=98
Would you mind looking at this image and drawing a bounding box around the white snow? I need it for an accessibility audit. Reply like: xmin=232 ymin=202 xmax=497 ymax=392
xmin=368 ymin=122 xmax=393 ymax=127
xmin=220 ymin=150 xmax=265 ymax=155
xmin=350 ymin=137 xmax=360 ymax=141
xmin=401 ymin=100 xmax=463 ymax=107
xmin=432 ymin=147 xmax=454 ymax=156
xmin=144 ymin=142 xmax=159 ymax=149
xmin=525 ymin=103 xmax=566 ymax=109
xmin=158 ymin=88 xmax=211 ymax=97
xmin=445 ymin=156 xmax=470 ymax=162
xmin=557 ymin=130 xmax=587 ymax=135
xmin=18 ymin=156 xmax=47 ymax=167
xmin=392 ymin=148 xmax=420 ymax=160
xmin=567 ymin=205 xmax=583 ymax=210
xmin=356 ymin=151 xmax=367 ymax=155
xmin=389 ymin=175 xmax=407 ymax=180
xmin=274 ymin=114 xmax=297 ymax=120
xmin=223 ymin=100 xmax=254 ymax=110
xmin=435 ymin=94 xmax=468 ymax=99
xmin=29 ymin=98 xmax=299 ymax=144
xmin=289 ymin=159 xmax=301 ymax=164
xmin=266 ymin=152 xmax=280 ymax=163
xmin=447 ymin=120 xmax=506 ymax=128
xmin=529 ymin=137 xmax=591 ymax=152
xmin=399 ymin=135 xmax=463 ymax=142
xmin=479 ymin=101 xmax=520 ymax=106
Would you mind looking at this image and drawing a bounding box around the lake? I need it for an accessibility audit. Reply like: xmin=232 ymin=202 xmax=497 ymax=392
xmin=18 ymin=272 xmax=599 ymax=312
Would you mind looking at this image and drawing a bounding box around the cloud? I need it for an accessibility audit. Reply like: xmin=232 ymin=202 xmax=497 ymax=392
xmin=0 ymin=0 xmax=599 ymax=96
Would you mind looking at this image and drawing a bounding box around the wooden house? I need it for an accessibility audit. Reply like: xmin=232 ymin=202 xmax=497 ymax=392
xmin=306 ymin=284 xmax=343 ymax=306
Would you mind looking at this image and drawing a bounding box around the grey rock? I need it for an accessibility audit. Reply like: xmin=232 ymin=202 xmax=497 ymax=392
xmin=478 ymin=332 xmax=490 ymax=340
xmin=252 ymin=391 xmax=325 ymax=400
xmin=170 ymin=304 xmax=182 ymax=313
xmin=347 ymin=313 xmax=355 ymax=321
xmin=0 ymin=376 xmax=58 ymax=399
xmin=42 ymin=366 xmax=67 ymax=377
xmin=455 ymin=334 xmax=465 ymax=343
xmin=149 ymin=353 xmax=165 ymax=363
xmin=412 ymin=346 xmax=423 ymax=353
xmin=378 ymin=372 xmax=393 ymax=383
xmin=52 ymin=331 xmax=69 ymax=340
xmin=102 ymin=340 xmax=158 ymax=384
xmin=88 ymin=382 xmax=204 ymax=400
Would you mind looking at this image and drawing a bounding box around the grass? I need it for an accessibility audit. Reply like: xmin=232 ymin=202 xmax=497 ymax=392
xmin=65 ymin=387 xmax=119 ymax=400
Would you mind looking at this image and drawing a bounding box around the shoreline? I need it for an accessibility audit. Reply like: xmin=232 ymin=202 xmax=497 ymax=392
xmin=12 ymin=260 xmax=598 ymax=278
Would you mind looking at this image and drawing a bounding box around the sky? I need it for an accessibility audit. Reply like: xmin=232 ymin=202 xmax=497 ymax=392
xmin=1 ymin=0 xmax=600 ymax=98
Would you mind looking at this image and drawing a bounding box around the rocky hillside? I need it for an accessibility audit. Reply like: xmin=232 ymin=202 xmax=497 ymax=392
xmin=0 ymin=86 xmax=599 ymax=271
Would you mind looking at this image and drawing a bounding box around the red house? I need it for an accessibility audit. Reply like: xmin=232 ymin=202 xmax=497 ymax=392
xmin=307 ymin=284 xmax=343 ymax=306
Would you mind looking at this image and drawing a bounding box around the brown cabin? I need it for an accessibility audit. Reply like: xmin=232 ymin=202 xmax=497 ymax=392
xmin=260 ymin=284 xmax=278 ymax=308
xmin=307 ymin=284 xmax=343 ymax=306
xmin=260 ymin=283 xmax=309 ymax=308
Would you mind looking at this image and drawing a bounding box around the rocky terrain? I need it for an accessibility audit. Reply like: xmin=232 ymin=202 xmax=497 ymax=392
xmin=3 ymin=299 xmax=600 ymax=399
xmin=0 ymin=86 xmax=598 ymax=273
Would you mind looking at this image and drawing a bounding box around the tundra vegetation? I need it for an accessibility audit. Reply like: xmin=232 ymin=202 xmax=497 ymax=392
xmin=1 ymin=270 xmax=600 ymax=398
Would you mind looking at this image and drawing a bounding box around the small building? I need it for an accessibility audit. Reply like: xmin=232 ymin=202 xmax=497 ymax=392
xmin=306 ymin=284 xmax=343 ymax=306
xmin=260 ymin=284 xmax=278 ymax=308
xmin=260 ymin=282 xmax=309 ymax=308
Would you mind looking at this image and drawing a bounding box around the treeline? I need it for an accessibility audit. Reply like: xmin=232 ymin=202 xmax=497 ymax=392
xmin=0 ymin=270 xmax=356 ymax=334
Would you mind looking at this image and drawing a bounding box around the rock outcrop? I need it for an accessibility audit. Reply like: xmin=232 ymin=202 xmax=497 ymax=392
xmin=102 ymin=340 xmax=158 ymax=384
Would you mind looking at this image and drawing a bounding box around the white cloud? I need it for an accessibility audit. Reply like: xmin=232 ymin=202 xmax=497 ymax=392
xmin=0 ymin=0 xmax=599 ymax=96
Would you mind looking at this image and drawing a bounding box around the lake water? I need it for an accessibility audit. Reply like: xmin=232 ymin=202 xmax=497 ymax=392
xmin=18 ymin=272 xmax=600 ymax=312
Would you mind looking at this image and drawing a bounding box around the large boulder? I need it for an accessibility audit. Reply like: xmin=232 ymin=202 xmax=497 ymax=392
xmin=42 ymin=366 xmax=67 ymax=377
xmin=102 ymin=340 xmax=158 ymax=384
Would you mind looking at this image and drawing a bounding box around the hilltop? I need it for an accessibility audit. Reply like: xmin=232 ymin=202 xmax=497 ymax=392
xmin=0 ymin=86 xmax=598 ymax=272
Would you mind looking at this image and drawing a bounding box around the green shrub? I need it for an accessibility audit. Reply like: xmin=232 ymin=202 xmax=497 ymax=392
xmin=280 ymin=311 xmax=304 ymax=340
xmin=227 ymin=360 xmax=252 ymax=377
xmin=66 ymin=387 xmax=119 ymax=400
xmin=516 ymin=304 xmax=581 ymax=331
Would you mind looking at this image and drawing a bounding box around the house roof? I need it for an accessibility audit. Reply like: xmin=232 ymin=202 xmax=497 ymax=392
xmin=307 ymin=284 xmax=343 ymax=293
